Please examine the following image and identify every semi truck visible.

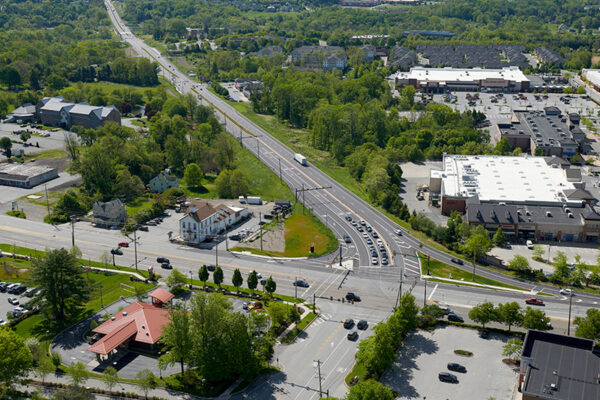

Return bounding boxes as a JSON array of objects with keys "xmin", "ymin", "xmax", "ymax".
[
  {"xmin": 247, "ymin": 196, "xmax": 262, "ymax": 205},
  {"xmin": 294, "ymin": 153, "xmax": 307, "ymax": 166}
]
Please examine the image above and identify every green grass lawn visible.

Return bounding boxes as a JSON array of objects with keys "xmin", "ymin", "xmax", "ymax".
[
  {"xmin": 419, "ymin": 252, "xmax": 526, "ymax": 290},
  {"xmin": 281, "ymin": 311, "xmax": 318, "ymax": 344},
  {"xmin": 125, "ymin": 195, "xmax": 154, "ymax": 216},
  {"xmin": 19, "ymin": 188, "xmax": 63, "ymax": 209}
]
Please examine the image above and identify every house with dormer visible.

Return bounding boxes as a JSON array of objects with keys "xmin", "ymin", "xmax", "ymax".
[
  {"xmin": 92, "ymin": 199, "xmax": 127, "ymax": 228},
  {"xmin": 148, "ymin": 170, "xmax": 179, "ymax": 193},
  {"xmin": 179, "ymin": 201, "xmax": 248, "ymax": 244}
]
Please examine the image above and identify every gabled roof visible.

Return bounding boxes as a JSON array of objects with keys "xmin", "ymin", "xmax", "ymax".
[
  {"xmin": 70, "ymin": 103, "xmax": 102, "ymax": 117},
  {"xmin": 564, "ymin": 188, "xmax": 595, "ymax": 200},
  {"xmin": 88, "ymin": 302, "xmax": 170, "ymax": 355},
  {"xmin": 149, "ymin": 288, "xmax": 174, "ymax": 304},
  {"xmin": 183, "ymin": 201, "xmax": 233, "ymax": 223},
  {"xmin": 101, "ymin": 105, "xmax": 118, "ymax": 118},
  {"xmin": 582, "ymin": 206, "xmax": 600, "ymax": 221},
  {"xmin": 41, "ymin": 98, "xmax": 75, "ymax": 112}
]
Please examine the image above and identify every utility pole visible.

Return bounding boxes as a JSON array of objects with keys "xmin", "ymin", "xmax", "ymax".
[
  {"xmin": 316, "ymin": 359, "xmax": 323, "ymax": 398},
  {"xmin": 423, "ymin": 278, "xmax": 427, "ymax": 307},
  {"xmin": 44, "ymin": 184, "xmax": 50, "ymax": 215},
  {"xmin": 295, "ymin": 276, "xmax": 298, "ymax": 299},
  {"xmin": 215, "ymin": 238, "xmax": 219, "ymax": 266},
  {"xmin": 567, "ymin": 291, "xmax": 573, "ymax": 335},
  {"xmin": 133, "ymin": 229, "xmax": 138, "ymax": 271},
  {"xmin": 70, "ymin": 216, "xmax": 75, "ymax": 247},
  {"xmin": 313, "ymin": 293, "xmax": 316, "ymax": 314},
  {"xmin": 256, "ymin": 137, "xmax": 260, "ymax": 161},
  {"xmin": 259, "ymin": 212, "xmax": 263, "ymax": 251},
  {"xmin": 426, "ymin": 254, "xmax": 430, "ymax": 276},
  {"xmin": 339, "ymin": 246, "xmax": 342, "ymax": 266}
]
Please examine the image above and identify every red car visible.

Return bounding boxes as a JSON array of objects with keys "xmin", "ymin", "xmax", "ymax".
[
  {"xmin": 118, "ymin": 242, "xmax": 129, "ymax": 248},
  {"xmin": 525, "ymin": 298, "xmax": 544, "ymax": 306}
]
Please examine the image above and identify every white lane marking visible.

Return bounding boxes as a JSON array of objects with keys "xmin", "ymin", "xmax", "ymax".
[{"xmin": 428, "ymin": 284, "xmax": 439, "ymax": 300}]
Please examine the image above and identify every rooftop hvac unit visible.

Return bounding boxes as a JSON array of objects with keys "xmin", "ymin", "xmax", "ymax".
[
  {"xmin": 568, "ymin": 213, "xmax": 574, "ymax": 218},
  {"xmin": 546, "ymin": 211, "xmax": 552, "ymax": 217}
]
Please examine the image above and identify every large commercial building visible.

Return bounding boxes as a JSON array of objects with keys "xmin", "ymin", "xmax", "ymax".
[
  {"xmin": 582, "ymin": 68, "xmax": 600, "ymax": 92},
  {"xmin": 518, "ymin": 330, "xmax": 600, "ymax": 400},
  {"xmin": 496, "ymin": 109, "xmax": 584, "ymax": 157},
  {"xmin": 0, "ymin": 164, "xmax": 58, "ymax": 188},
  {"xmin": 390, "ymin": 66, "xmax": 530, "ymax": 92},
  {"xmin": 36, "ymin": 97, "xmax": 121, "ymax": 130}
]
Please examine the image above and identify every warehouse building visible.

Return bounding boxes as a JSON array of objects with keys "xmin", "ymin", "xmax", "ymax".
[
  {"xmin": 582, "ymin": 68, "xmax": 600, "ymax": 92},
  {"xmin": 429, "ymin": 154, "xmax": 592, "ymax": 215},
  {"xmin": 390, "ymin": 66, "xmax": 530, "ymax": 92},
  {"xmin": 0, "ymin": 164, "xmax": 59, "ymax": 188}
]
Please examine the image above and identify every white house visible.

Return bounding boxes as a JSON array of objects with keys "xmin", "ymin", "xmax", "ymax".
[
  {"xmin": 179, "ymin": 201, "xmax": 248, "ymax": 244},
  {"xmin": 148, "ymin": 170, "xmax": 179, "ymax": 193},
  {"xmin": 92, "ymin": 199, "xmax": 127, "ymax": 228}
]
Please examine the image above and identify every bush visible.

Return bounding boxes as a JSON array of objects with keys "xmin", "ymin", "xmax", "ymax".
[
  {"xmin": 6, "ymin": 210, "xmax": 26, "ymax": 219},
  {"xmin": 454, "ymin": 349, "xmax": 473, "ymax": 356}
]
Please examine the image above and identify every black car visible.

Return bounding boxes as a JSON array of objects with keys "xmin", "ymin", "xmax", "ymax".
[
  {"xmin": 371, "ymin": 251, "xmax": 378, "ymax": 258},
  {"xmin": 447, "ymin": 313, "xmax": 464, "ymax": 323},
  {"xmin": 138, "ymin": 226, "xmax": 149, "ymax": 232},
  {"xmin": 450, "ymin": 258, "xmax": 464, "ymax": 265},
  {"xmin": 161, "ymin": 263, "xmax": 172, "ymax": 269},
  {"xmin": 357, "ymin": 320, "xmax": 368, "ymax": 330},
  {"xmin": 479, "ymin": 329, "xmax": 489, "ymax": 339},
  {"xmin": 345, "ymin": 215, "xmax": 352, "ymax": 221},
  {"xmin": 206, "ymin": 264, "xmax": 217, "ymax": 272},
  {"xmin": 438, "ymin": 372, "xmax": 458, "ymax": 383},
  {"xmin": 344, "ymin": 235, "xmax": 351, "ymax": 244},
  {"xmin": 346, "ymin": 292, "xmax": 361, "ymax": 302},
  {"xmin": 157, "ymin": 257, "xmax": 169, "ymax": 264},
  {"xmin": 347, "ymin": 331, "xmax": 358, "ymax": 341},
  {"xmin": 343, "ymin": 319, "xmax": 354, "ymax": 329},
  {"xmin": 111, "ymin": 248, "xmax": 123, "ymax": 256},
  {"xmin": 366, "ymin": 226, "xmax": 372, "ymax": 232},
  {"xmin": 260, "ymin": 278, "xmax": 267, "ymax": 285},
  {"xmin": 447, "ymin": 363, "xmax": 466, "ymax": 373},
  {"xmin": 372, "ymin": 232, "xmax": 378, "ymax": 238},
  {"xmin": 293, "ymin": 279, "xmax": 310, "ymax": 288}
]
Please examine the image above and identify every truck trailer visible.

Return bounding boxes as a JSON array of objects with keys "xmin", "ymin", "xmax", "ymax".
[{"xmin": 294, "ymin": 153, "xmax": 307, "ymax": 166}]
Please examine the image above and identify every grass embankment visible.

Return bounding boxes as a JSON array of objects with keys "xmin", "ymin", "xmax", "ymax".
[
  {"xmin": 231, "ymin": 205, "xmax": 338, "ymax": 258},
  {"xmin": 419, "ymin": 252, "xmax": 526, "ymax": 291},
  {"xmin": 281, "ymin": 311, "xmax": 318, "ymax": 344},
  {"xmin": 23, "ymin": 149, "xmax": 68, "ymax": 161},
  {"xmin": 189, "ymin": 278, "xmax": 302, "ymax": 304}
]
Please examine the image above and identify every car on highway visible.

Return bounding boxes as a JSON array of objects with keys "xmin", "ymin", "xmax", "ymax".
[
  {"xmin": 347, "ymin": 331, "xmax": 358, "ymax": 341},
  {"xmin": 371, "ymin": 250, "xmax": 378, "ymax": 258},
  {"xmin": 161, "ymin": 263, "xmax": 172, "ymax": 269},
  {"xmin": 157, "ymin": 257, "xmax": 169, "ymax": 264},
  {"xmin": 450, "ymin": 257, "xmax": 464, "ymax": 265},
  {"xmin": 394, "ymin": 229, "xmax": 403, "ymax": 236},
  {"xmin": 206, "ymin": 264, "xmax": 217, "ymax": 272},
  {"xmin": 357, "ymin": 226, "xmax": 363, "ymax": 232},
  {"xmin": 362, "ymin": 233, "xmax": 369, "ymax": 239},
  {"xmin": 381, "ymin": 258, "xmax": 388, "ymax": 266},
  {"xmin": 366, "ymin": 226, "xmax": 372, "ymax": 232},
  {"xmin": 118, "ymin": 242, "xmax": 129, "ymax": 247},
  {"xmin": 447, "ymin": 363, "xmax": 466, "ymax": 373},
  {"xmin": 366, "ymin": 238, "xmax": 373, "ymax": 245},
  {"xmin": 344, "ymin": 234, "xmax": 351, "ymax": 243},
  {"xmin": 371, "ymin": 258, "xmax": 378, "ymax": 265},
  {"xmin": 525, "ymin": 298, "xmax": 544, "ymax": 306},
  {"xmin": 110, "ymin": 248, "xmax": 123, "ymax": 256},
  {"xmin": 8, "ymin": 297, "xmax": 19, "ymax": 305},
  {"xmin": 559, "ymin": 288, "xmax": 573, "ymax": 296},
  {"xmin": 372, "ymin": 232, "xmax": 378, "ymax": 238},
  {"xmin": 293, "ymin": 279, "xmax": 310, "ymax": 288},
  {"xmin": 447, "ymin": 313, "xmax": 464, "ymax": 323},
  {"xmin": 357, "ymin": 320, "xmax": 368, "ymax": 330},
  {"xmin": 438, "ymin": 372, "xmax": 458, "ymax": 383},
  {"xmin": 351, "ymin": 221, "xmax": 357, "ymax": 226},
  {"xmin": 345, "ymin": 215, "xmax": 352, "ymax": 221},
  {"xmin": 360, "ymin": 220, "xmax": 366, "ymax": 226},
  {"xmin": 346, "ymin": 292, "xmax": 361, "ymax": 302},
  {"xmin": 343, "ymin": 319, "xmax": 354, "ymax": 329}
]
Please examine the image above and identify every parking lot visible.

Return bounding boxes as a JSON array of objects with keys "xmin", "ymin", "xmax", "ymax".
[
  {"xmin": 381, "ymin": 325, "xmax": 518, "ymax": 400},
  {"xmin": 0, "ymin": 282, "xmax": 34, "ymax": 324},
  {"xmin": 398, "ymin": 161, "xmax": 447, "ymax": 225},
  {"xmin": 0, "ymin": 122, "xmax": 67, "ymax": 161}
]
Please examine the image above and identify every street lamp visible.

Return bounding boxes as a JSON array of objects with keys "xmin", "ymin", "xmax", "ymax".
[{"xmin": 567, "ymin": 290, "xmax": 574, "ymax": 335}]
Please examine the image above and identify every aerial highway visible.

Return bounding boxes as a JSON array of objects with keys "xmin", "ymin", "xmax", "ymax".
[{"xmin": 94, "ymin": 0, "xmax": 600, "ymax": 309}]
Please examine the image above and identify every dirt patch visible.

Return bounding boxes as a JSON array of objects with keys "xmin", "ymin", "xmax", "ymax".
[{"xmin": 240, "ymin": 222, "xmax": 285, "ymax": 253}]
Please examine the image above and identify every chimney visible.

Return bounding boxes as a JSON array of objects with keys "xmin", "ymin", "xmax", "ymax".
[{"xmin": 122, "ymin": 311, "xmax": 127, "ymax": 316}]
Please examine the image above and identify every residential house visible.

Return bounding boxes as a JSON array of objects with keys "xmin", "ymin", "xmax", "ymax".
[
  {"xmin": 256, "ymin": 45, "xmax": 283, "ymax": 57},
  {"xmin": 4, "ymin": 103, "xmax": 36, "ymax": 123},
  {"xmin": 179, "ymin": 201, "xmax": 248, "ymax": 244},
  {"xmin": 88, "ymin": 288, "xmax": 173, "ymax": 360},
  {"xmin": 360, "ymin": 44, "xmax": 376, "ymax": 63},
  {"xmin": 148, "ymin": 170, "xmax": 179, "ymax": 193},
  {"xmin": 92, "ymin": 199, "xmax": 127, "ymax": 228},
  {"xmin": 291, "ymin": 46, "xmax": 348, "ymax": 71}
]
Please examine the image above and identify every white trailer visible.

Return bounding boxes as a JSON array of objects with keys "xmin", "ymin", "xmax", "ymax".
[
  {"xmin": 294, "ymin": 153, "xmax": 307, "ymax": 166},
  {"xmin": 247, "ymin": 196, "xmax": 262, "ymax": 205}
]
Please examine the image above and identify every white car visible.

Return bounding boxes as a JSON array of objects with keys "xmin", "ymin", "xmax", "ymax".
[
  {"xmin": 394, "ymin": 229, "xmax": 403, "ymax": 236},
  {"xmin": 560, "ymin": 289, "xmax": 573, "ymax": 296},
  {"xmin": 526, "ymin": 240, "xmax": 534, "ymax": 249},
  {"xmin": 362, "ymin": 233, "xmax": 369, "ymax": 239},
  {"xmin": 371, "ymin": 258, "xmax": 379, "ymax": 265}
]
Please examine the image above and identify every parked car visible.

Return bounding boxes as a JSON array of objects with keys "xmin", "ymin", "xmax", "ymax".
[
  {"xmin": 440, "ymin": 306, "xmax": 453, "ymax": 315},
  {"xmin": 111, "ymin": 248, "xmax": 123, "ymax": 256},
  {"xmin": 381, "ymin": 258, "xmax": 388, "ymax": 266},
  {"xmin": 525, "ymin": 298, "xmax": 544, "ymax": 306},
  {"xmin": 371, "ymin": 258, "xmax": 378, "ymax": 265},
  {"xmin": 447, "ymin": 313, "xmax": 464, "ymax": 323},
  {"xmin": 347, "ymin": 331, "xmax": 359, "ymax": 341},
  {"xmin": 293, "ymin": 280, "xmax": 309, "ymax": 288},
  {"xmin": 118, "ymin": 242, "xmax": 129, "ymax": 248},
  {"xmin": 360, "ymin": 220, "xmax": 366, "ymax": 226},
  {"xmin": 242, "ymin": 302, "xmax": 249, "ymax": 310},
  {"xmin": 372, "ymin": 232, "xmax": 378, "ymax": 238},
  {"xmin": 156, "ymin": 257, "xmax": 169, "ymax": 264},
  {"xmin": 450, "ymin": 258, "xmax": 464, "ymax": 265},
  {"xmin": 438, "ymin": 372, "xmax": 458, "ymax": 383},
  {"xmin": 357, "ymin": 320, "xmax": 368, "ymax": 330},
  {"xmin": 480, "ymin": 329, "xmax": 489, "ymax": 339},
  {"xmin": 447, "ymin": 363, "xmax": 466, "ymax": 373},
  {"xmin": 526, "ymin": 240, "xmax": 534, "ymax": 249},
  {"xmin": 343, "ymin": 319, "xmax": 355, "ymax": 329},
  {"xmin": 138, "ymin": 226, "xmax": 149, "ymax": 232},
  {"xmin": 346, "ymin": 292, "xmax": 361, "ymax": 302},
  {"xmin": 559, "ymin": 289, "xmax": 573, "ymax": 296},
  {"xmin": 8, "ymin": 297, "xmax": 19, "ymax": 305},
  {"xmin": 161, "ymin": 263, "xmax": 172, "ymax": 270},
  {"xmin": 206, "ymin": 264, "xmax": 216, "ymax": 272}
]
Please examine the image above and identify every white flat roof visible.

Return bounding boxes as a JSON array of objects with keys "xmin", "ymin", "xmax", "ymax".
[
  {"xmin": 583, "ymin": 69, "xmax": 600, "ymax": 88},
  {"xmin": 436, "ymin": 155, "xmax": 575, "ymax": 204},
  {"xmin": 391, "ymin": 66, "xmax": 529, "ymax": 83}
]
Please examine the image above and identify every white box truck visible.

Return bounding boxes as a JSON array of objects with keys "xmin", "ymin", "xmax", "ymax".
[
  {"xmin": 239, "ymin": 196, "xmax": 246, "ymax": 203},
  {"xmin": 247, "ymin": 196, "xmax": 262, "ymax": 205},
  {"xmin": 294, "ymin": 153, "xmax": 307, "ymax": 166}
]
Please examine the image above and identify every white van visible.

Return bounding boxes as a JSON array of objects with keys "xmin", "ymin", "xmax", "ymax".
[{"xmin": 526, "ymin": 240, "xmax": 534, "ymax": 249}]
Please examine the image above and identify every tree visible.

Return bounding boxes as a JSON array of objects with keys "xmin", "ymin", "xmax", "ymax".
[
  {"xmin": 136, "ymin": 369, "xmax": 157, "ymax": 399},
  {"xmin": 496, "ymin": 302, "xmax": 523, "ymax": 331},
  {"xmin": 0, "ymin": 66, "xmax": 22, "ymax": 89},
  {"xmin": 36, "ymin": 357, "xmax": 55, "ymax": 384},
  {"xmin": 247, "ymin": 270, "xmax": 258, "ymax": 291},
  {"xmin": 166, "ymin": 269, "xmax": 188, "ymax": 291},
  {"xmin": 198, "ymin": 265, "xmax": 209, "ymax": 286},
  {"xmin": 0, "ymin": 328, "xmax": 33, "ymax": 390},
  {"xmin": 552, "ymin": 251, "xmax": 570, "ymax": 281},
  {"xmin": 25, "ymin": 337, "xmax": 42, "ymax": 363},
  {"xmin": 184, "ymin": 163, "xmax": 203, "ymax": 189},
  {"xmin": 213, "ymin": 266, "xmax": 224, "ymax": 287},
  {"xmin": 0, "ymin": 137, "xmax": 11, "ymax": 157},
  {"xmin": 502, "ymin": 338, "xmax": 523, "ymax": 362},
  {"xmin": 492, "ymin": 228, "xmax": 506, "ymax": 247},
  {"xmin": 29, "ymin": 248, "xmax": 91, "ymax": 321},
  {"xmin": 346, "ymin": 380, "xmax": 395, "ymax": 400},
  {"xmin": 160, "ymin": 303, "xmax": 192, "ymax": 376},
  {"xmin": 468, "ymin": 302, "xmax": 497, "ymax": 328},
  {"xmin": 574, "ymin": 308, "xmax": 600, "ymax": 341},
  {"xmin": 507, "ymin": 255, "xmax": 531, "ymax": 275},
  {"xmin": 102, "ymin": 367, "xmax": 119, "ymax": 392},
  {"xmin": 232, "ymin": 269, "xmax": 243, "ymax": 291},
  {"xmin": 462, "ymin": 232, "xmax": 492, "ymax": 280},
  {"xmin": 52, "ymin": 385, "xmax": 94, "ymax": 400},
  {"xmin": 264, "ymin": 276, "xmax": 276, "ymax": 295},
  {"xmin": 532, "ymin": 245, "xmax": 545, "ymax": 261},
  {"xmin": 522, "ymin": 307, "xmax": 551, "ymax": 330},
  {"xmin": 66, "ymin": 361, "xmax": 88, "ymax": 387}
]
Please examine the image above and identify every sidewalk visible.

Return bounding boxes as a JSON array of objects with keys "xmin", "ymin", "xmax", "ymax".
[{"xmin": 422, "ymin": 274, "xmax": 537, "ymax": 294}]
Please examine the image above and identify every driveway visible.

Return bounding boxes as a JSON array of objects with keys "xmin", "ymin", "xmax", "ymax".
[{"xmin": 381, "ymin": 325, "xmax": 518, "ymax": 400}]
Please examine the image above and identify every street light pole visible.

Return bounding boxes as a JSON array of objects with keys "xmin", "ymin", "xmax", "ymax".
[
  {"xmin": 133, "ymin": 229, "xmax": 138, "ymax": 271},
  {"xmin": 215, "ymin": 238, "xmax": 219, "ymax": 266},
  {"xmin": 70, "ymin": 216, "xmax": 75, "ymax": 247},
  {"xmin": 567, "ymin": 291, "xmax": 573, "ymax": 335}
]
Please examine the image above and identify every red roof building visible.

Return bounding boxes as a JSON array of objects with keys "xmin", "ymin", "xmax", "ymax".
[{"xmin": 87, "ymin": 289, "xmax": 173, "ymax": 357}]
